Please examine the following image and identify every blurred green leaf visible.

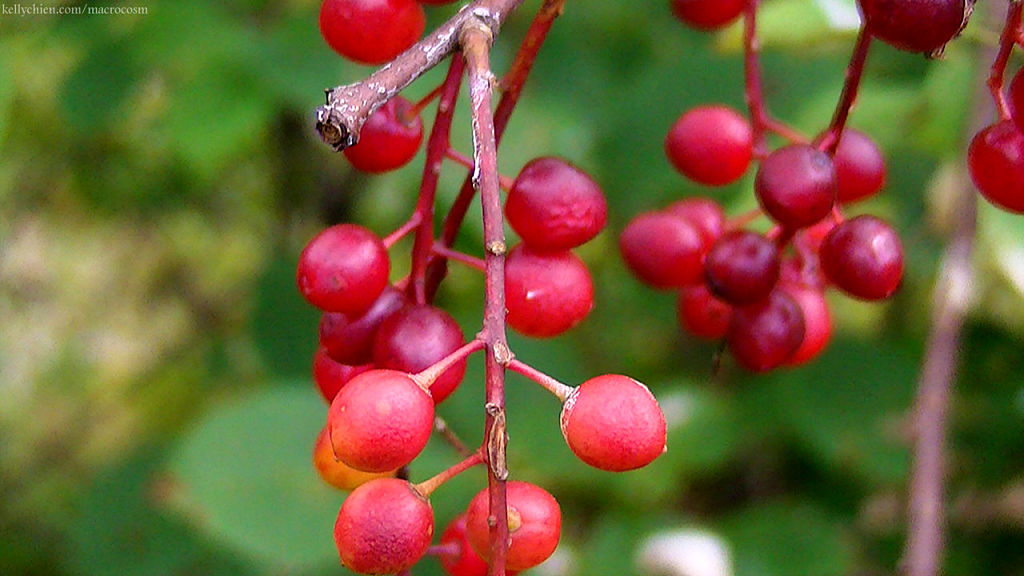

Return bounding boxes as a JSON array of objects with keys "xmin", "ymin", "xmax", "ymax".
[
  {"xmin": 61, "ymin": 37, "xmax": 142, "ymax": 134},
  {"xmin": 167, "ymin": 385, "xmax": 341, "ymax": 572},
  {"xmin": 715, "ymin": 0, "xmax": 859, "ymax": 53},
  {"xmin": 251, "ymin": 253, "xmax": 320, "ymax": 378}
]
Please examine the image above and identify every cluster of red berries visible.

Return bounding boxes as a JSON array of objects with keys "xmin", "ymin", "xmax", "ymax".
[{"xmin": 305, "ymin": 2, "xmax": 670, "ymax": 573}]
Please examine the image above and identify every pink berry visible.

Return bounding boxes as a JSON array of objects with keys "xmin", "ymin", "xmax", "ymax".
[
  {"xmin": 820, "ymin": 215, "xmax": 904, "ymax": 300},
  {"xmin": 319, "ymin": 0, "xmax": 425, "ymax": 65},
  {"xmin": 727, "ymin": 289, "xmax": 806, "ymax": 372},
  {"xmin": 670, "ymin": 0, "xmax": 746, "ymax": 30},
  {"xmin": 327, "ymin": 369, "xmax": 434, "ymax": 472},
  {"xmin": 967, "ymin": 120, "xmax": 1024, "ymax": 214},
  {"xmin": 314, "ymin": 426, "xmax": 395, "ymax": 492},
  {"xmin": 372, "ymin": 304, "xmax": 467, "ymax": 404},
  {"xmin": 677, "ymin": 284, "xmax": 732, "ymax": 340},
  {"xmin": 857, "ymin": 0, "xmax": 969, "ymax": 54},
  {"xmin": 780, "ymin": 284, "xmax": 832, "ymax": 366},
  {"xmin": 504, "ymin": 244, "xmax": 594, "ymax": 338},
  {"xmin": 465, "ymin": 481, "xmax": 561, "ymax": 572},
  {"xmin": 755, "ymin": 144, "xmax": 837, "ymax": 229},
  {"xmin": 834, "ymin": 129, "xmax": 887, "ymax": 204},
  {"xmin": 560, "ymin": 375, "xmax": 667, "ymax": 471},
  {"xmin": 297, "ymin": 224, "xmax": 390, "ymax": 314},
  {"xmin": 320, "ymin": 285, "xmax": 407, "ymax": 366},
  {"xmin": 619, "ymin": 211, "xmax": 705, "ymax": 289},
  {"xmin": 505, "ymin": 157, "xmax": 608, "ymax": 251},
  {"xmin": 439, "ymin": 514, "xmax": 490, "ymax": 576},
  {"xmin": 343, "ymin": 97, "xmax": 423, "ymax": 173},
  {"xmin": 665, "ymin": 105, "xmax": 753, "ymax": 186},
  {"xmin": 665, "ymin": 197, "xmax": 726, "ymax": 250},
  {"xmin": 334, "ymin": 478, "xmax": 433, "ymax": 574}
]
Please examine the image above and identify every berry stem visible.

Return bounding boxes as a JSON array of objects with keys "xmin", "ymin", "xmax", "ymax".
[
  {"xmin": 413, "ymin": 451, "xmax": 485, "ymax": 498},
  {"xmin": 742, "ymin": 0, "xmax": 771, "ymax": 158},
  {"xmin": 425, "ymin": 0, "xmax": 566, "ymax": 300},
  {"xmin": 432, "ymin": 243, "xmax": 487, "ymax": 271},
  {"xmin": 461, "ymin": 17, "xmax": 513, "ymax": 576},
  {"xmin": 507, "ymin": 359, "xmax": 574, "ymax": 402},
  {"xmin": 435, "ymin": 416, "xmax": 474, "ymax": 458},
  {"xmin": 314, "ymin": 0, "xmax": 527, "ymax": 150},
  {"xmin": 414, "ymin": 338, "xmax": 487, "ymax": 390},
  {"xmin": 426, "ymin": 541, "xmax": 462, "ymax": 558},
  {"xmin": 445, "ymin": 147, "xmax": 516, "ymax": 191},
  {"xmin": 986, "ymin": 0, "xmax": 1023, "ymax": 121},
  {"xmin": 383, "ymin": 213, "xmax": 424, "ymax": 248},
  {"xmin": 816, "ymin": 27, "xmax": 873, "ymax": 155},
  {"xmin": 409, "ymin": 56, "xmax": 466, "ymax": 305},
  {"xmin": 405, "ymin": 82, "xmax": 446, "ymax": 122}
]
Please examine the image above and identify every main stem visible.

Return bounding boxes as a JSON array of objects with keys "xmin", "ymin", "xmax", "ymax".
[{"xmin": 461, "ymin": 19, "xmax": 512, "ymax": 576}]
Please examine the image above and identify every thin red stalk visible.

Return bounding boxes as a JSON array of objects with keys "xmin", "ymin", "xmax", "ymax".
[
  {"xmin": 414, "ymin": 451, "xmax": 485, "ymax": 497},
  {"xmin": 383, "ymin": 213, "xmax": 423, "ymax": 248},
  {"xmin": 405, "ymin": 82, "xmax": 446, "ymax": 121},
  {"xmin": 462, "ymin": 18, "xmax": 513, "ymax": 576},
  {"xmin": 986, "ymin": 1, "xmax": 1022, "ymax": 121},
  {"xmin": 433, "ymin": 243, "xmax": 487, "ymax": 271},
  {"xmin": 743, "ymin": 0, "xmax": 771, "ymax": 157},
  {"xmin": 427, "ymin": 542, "xmax": 462, "ymax": 558},
  {"xmin": 414, "ymin": 338, "xmax": 486, "ymax": 390},
  {"xmin": 507, "ymin": 359, "xmax": 573, "ymax": 401},
  {"xmin": 816, "ymin": 28, "xmax": 873, "ymax": 155},
  {"xmin": 409, "ymin": 56, "xmax": 466, "ymax": 305},
  {"xmin": 425, "ymin": 0, "xmax": 566, "ymax": 300},
  {"xmin": 435, "ymin": 416, "xmax": 474, "ymax": 458}
]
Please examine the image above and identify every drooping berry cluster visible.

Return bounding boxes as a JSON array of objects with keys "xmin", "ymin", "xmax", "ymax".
[
  {"xmin": 304, "ymin": 2, "xmax": 668, "ymax": 574},
  {"xmin": 618, "ymin": 1, "xmax": 914, "ymax": 372}
]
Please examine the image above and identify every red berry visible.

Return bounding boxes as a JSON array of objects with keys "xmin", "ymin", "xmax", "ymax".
[
  {"xmin": 420, "ymin": 0, "xmax": 459, "ymax": 4},
  {"xmin": 619, "ymin": 211, "xmax": 705, "ymax": 289},
  {"xmin": 665, "ymin": 197, "xmax": 726, "ymax": 250},
  {"xmin": 967, "ymin": 120, "xmax": 1024, "ymax": 214},
  {"xmin": 560, "ymin": 375, "xmax": 667, "ymax": 471},
  {"xmin": 343, "ymin": 97, "xmax": 423, "ymax": 173},
  {"xmin": 704, "ymin": 230, "xmax": 780, "ymax": 305},
  {"xmin": 670, "ymin": 0, "xmax": 745, "ymax": 30},
  {"xmin": 755, "ymin": 144, "xmax": 837, "ymax": 229},
  {"xmin": 319, "ymin": 0, "xmax": 425, "ymax": 65},
  {"xmin": 780, "ymin": 284, "xmax": 832, "ymax": 366},
  {"xmin": 327, "ymin": 369, "xmax": 434, "ymax": 472},
  {"xmin": 677, "ymin": 284, "xmax": 732, "ymax": 340},
  {"xmin": 439, "ymin": 514, "xmax": 489, "ymax": 576},
  {"xmin": 834, "ymin": 129, "xmax": 887, "ymax": 203},
  {"xmin": 727, "ymin": 290, "xmax": 805, "ymax": 372},
  {"xmin": 504, "ymin": 244, "xmax": 594, "ymax": 338},
  {"xmin": 372, "ymin": 304, "xmax": 467, "ymax": 404},
  {"xmin": 314, "ymin": 426, "xmax": 395, "ymax": 491},
  {"xmin": 334, "ymin": 478, "xmax": 433, "ymax": 574},
  {"xmin": 1011, "ymin": 67, "xmax": 1024, "ymax": 134},
  {"xmin": 314, "ymin": 347, "xmax": 372, "ymax": 403},
  {"xmin": 297, "ymin": 224, "xmax": 390, "ymax": 314},
  {"xmin": 505, "ymin": 157, "xmax": 608, "ymax": 252},
  {"xmin": 465, "ymin": 481, "xmax": 561, "ymax": 572},
  {"xmin": 857, "ymin": 0, "xmax": 968, "ymax": 53},
  {"xmin": 320, "ymin": 285, "xmax": 407, "ymax": 366},
  {"xmin": 820, "ymin": 215, "xmax": 904, "ymax": 300},
  {"xmin": 665, "ymin": 105, "xmax": 753, "ymax": 186}
]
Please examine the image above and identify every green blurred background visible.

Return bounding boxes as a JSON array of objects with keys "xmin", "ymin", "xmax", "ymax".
[{"xmin": 2, "ymin": 1, "xmax": 1023, "ymax": 575}]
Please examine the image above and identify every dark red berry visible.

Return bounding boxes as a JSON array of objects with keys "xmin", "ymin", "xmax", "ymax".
[
  {"xmin": 297, "ymin": 224, "xmax": 390, "ymax": 314},
  {"xmin": 857, "ymin": 0, "xmax": 969, "ymax": 54},
  {"xmin": 677, "ymin": 284, "xmax": 732, "ymax": 340},
  {"xmin": 439, "ymin": 514, "xmax": 489, "ymax": 576},
  {"xmin": 727, "ymin": 290, "xmax": 805, "ymax": 372},
  {"xmin": 314, "ymin": 347, "xmax": 372, "ymax": 403},
  {"xmin": 343, "ymin": 97, "xmax": 423, "ymax": 173},
  {"xmin": 968, "ymin": 120, "xmax": 1024, "ymax": 214},
  {"xmin": 665, "ymin": 197, "xmax": 726, "ymax": 250},
  {"xmin": 820, "ymin": 215, "xmax": 904, "ymax": 300},
  {"xmin": 560, "ymin": 375, "xmax": 667, "ymax": 472},
  {"xmin": 327, "ymin": 369, "xmax": 434, "ymax": 472},
  {"xmin": 1010, "ymin": 67, "xmax": 1024, "ymax": 134},
  {"xmin": 755, "ymin": 144, "xmax": 837, "ymax": 229},
  {"xmin": 670, "ymin": 0, "xmax": 746, "ymax": 30},
  {"xmin": 505, "ymin": 157, "xmax": 608, "ymax": 252},
  {"xmin": 780, "ymin": 284, "xmax": 832, "ymax": 366},
  {"xmin": 834, "ymin": 129, "xmax": 887, "ymax": 203},
  {"xmin": 372, "ymin": 304, "xmax": 466, "ymax": 404},
  {"xmin": 466, "ymin": 481, "xmax": 561, "ymax": 572},
  {"xmin": 704, "ymin": 230, "xmax": 781, "ymax": 305},
  {"xmin": 319, "ymin": 0, "xmax": 425, "ymax": 65},
  {"xmin": 665, "ymin": 105, "xmax": 753, "ymax": 186},
  {"xmin": 320, "ymin": 285, "xmax": 407, "ymax": 366},
  {"xmin": 334, "ymin": 478, "xmax": 433, "ymax": 574},
  {"xmin": 504, "ymin": 244, "xmax": 594, "ymax": 338},
  {"xmin": 619, "ymin": 211, "xmax": 705, "ymax": 289}
]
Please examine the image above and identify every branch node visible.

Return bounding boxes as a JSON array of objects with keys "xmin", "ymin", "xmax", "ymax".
[
  {"xmin": 485, "ymin": 403, "xmax": 509, "ymax": 480},
  {"xmin": 486, "ymin": 240, "xmax": 507, "ymax": 256},
  {"xmin": 493, "ymin": 340, "xmax": 513, "ymax": 366}
]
